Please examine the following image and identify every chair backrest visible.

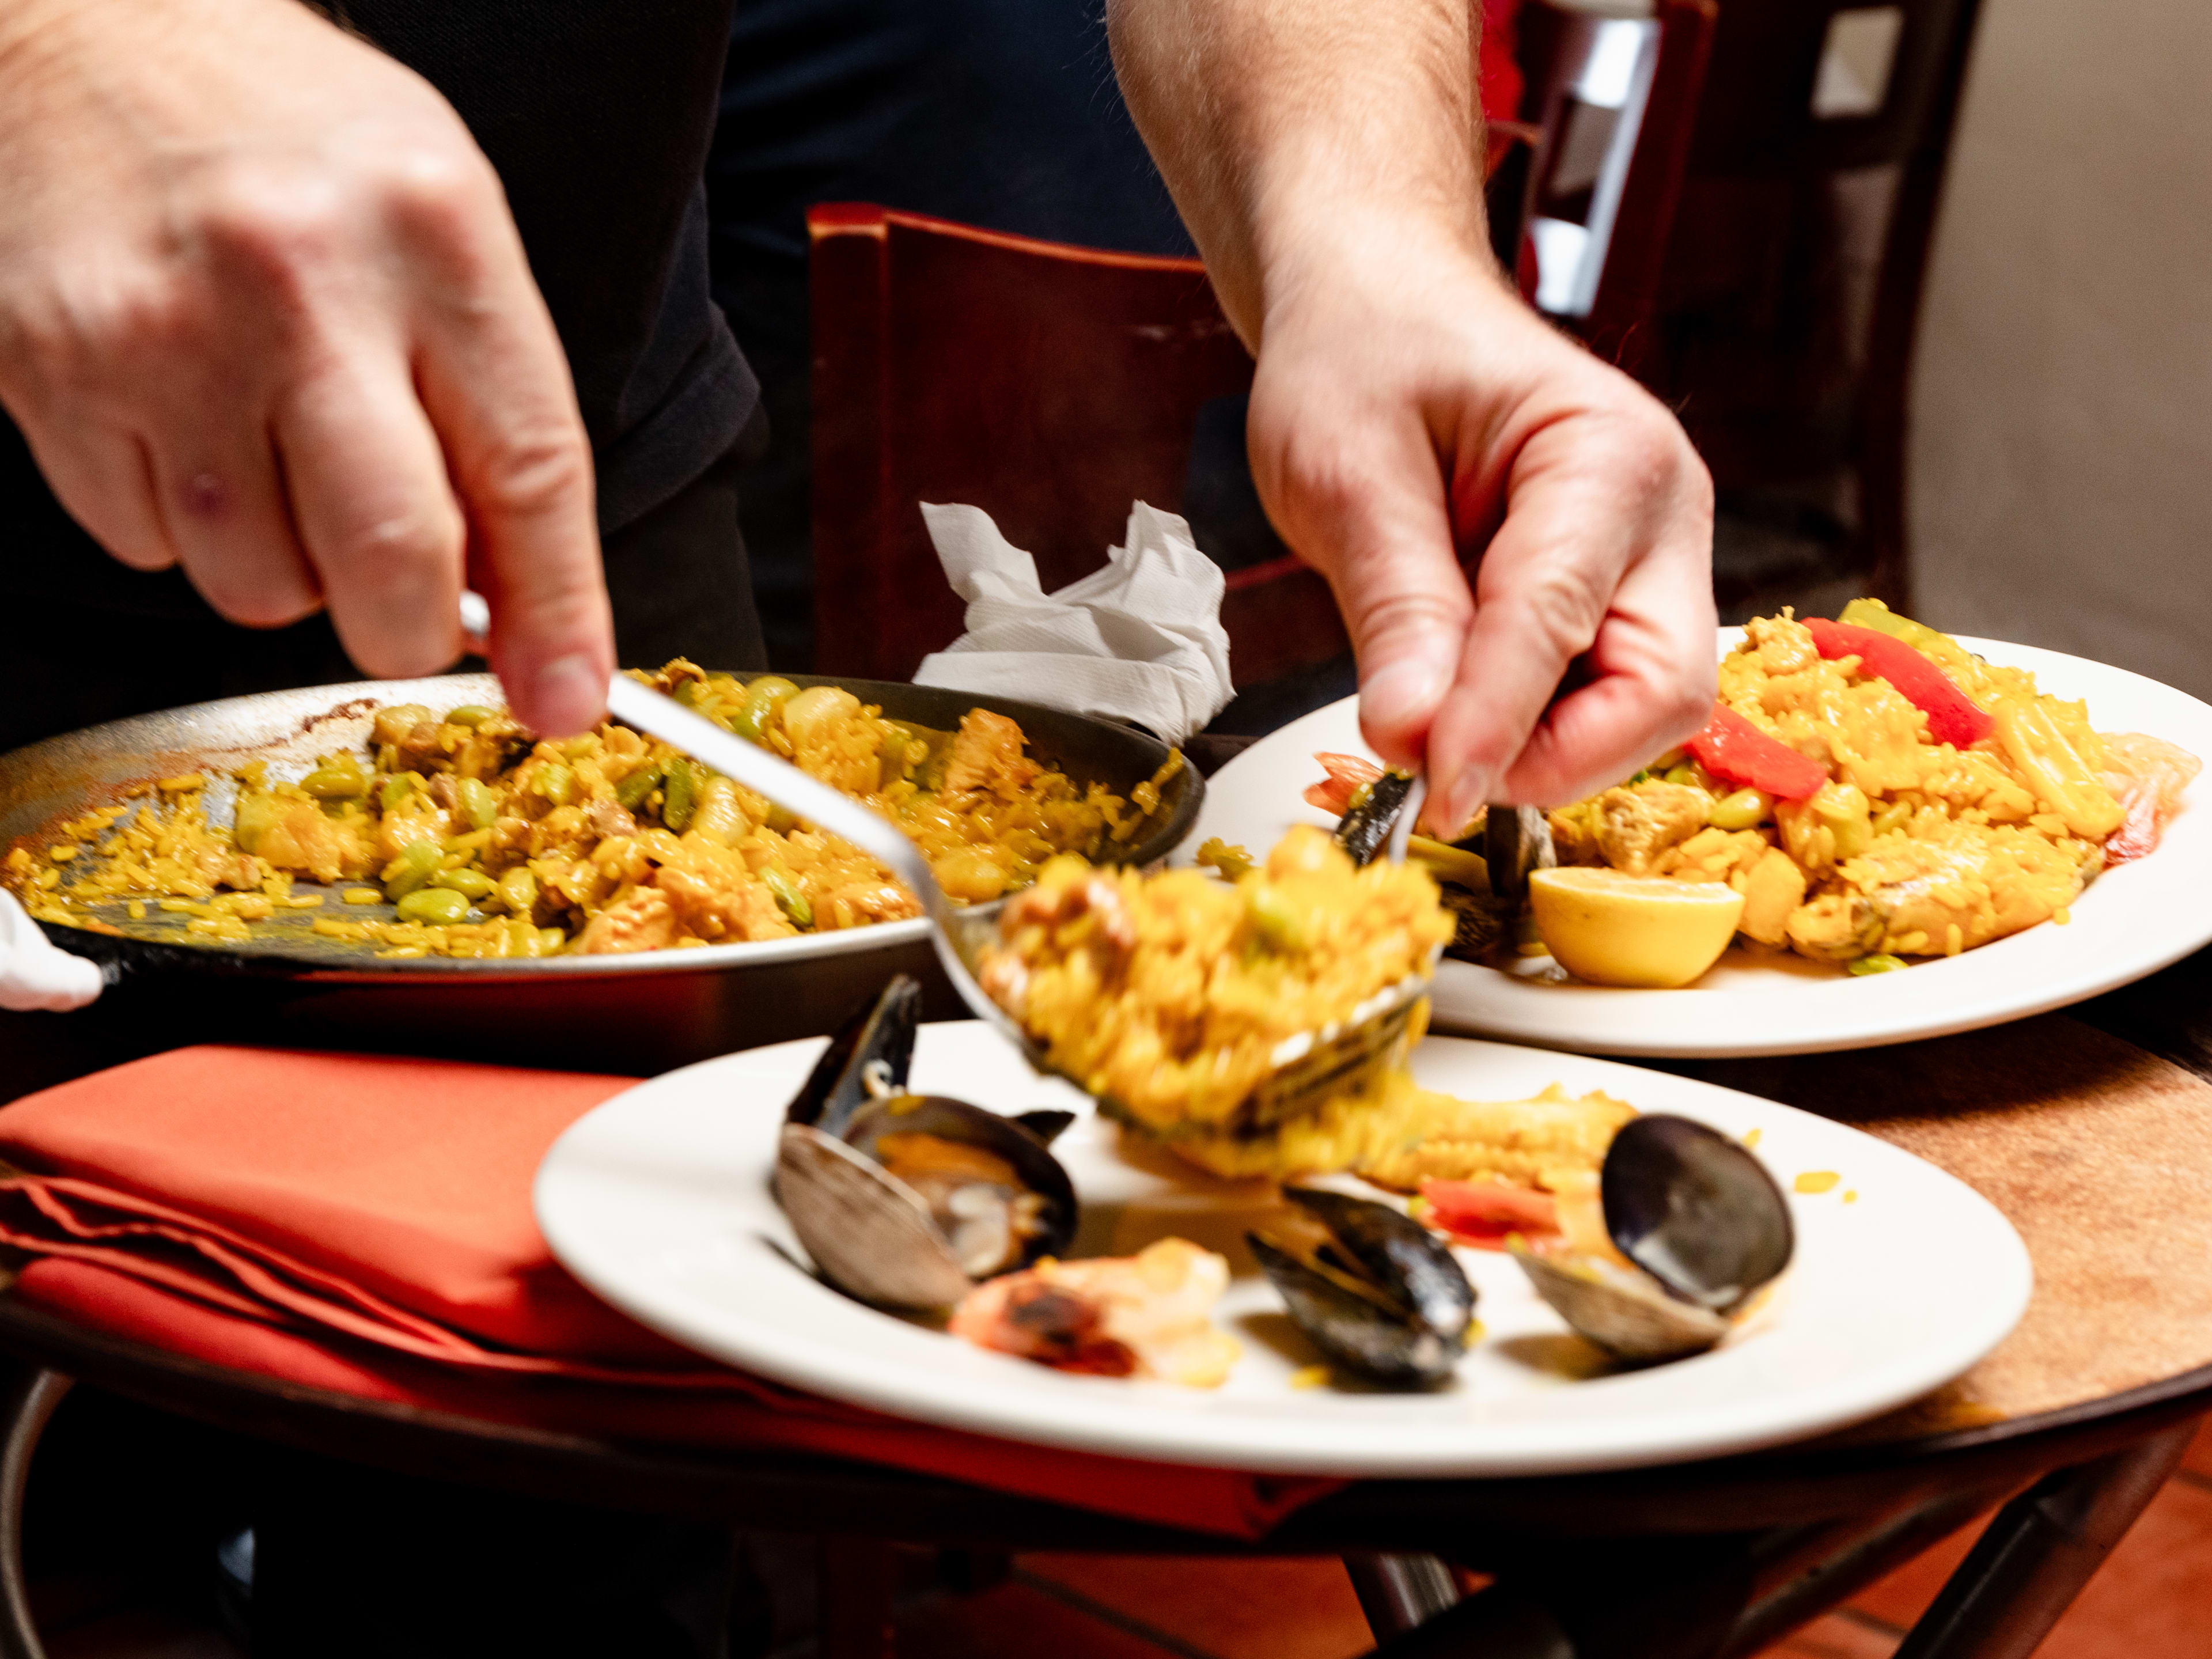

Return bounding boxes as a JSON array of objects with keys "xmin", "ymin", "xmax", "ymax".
[
  {"xmin": 808, "ymin": 205, "xmax": 1351, "ymax": 687},
  {"xmin": 1513, "ymin": 0, "xmax": 1719, "ymax": 371},
  {"xmin": 1646, "ymin": 0, "xmax": 1988, "ymax": 609}
]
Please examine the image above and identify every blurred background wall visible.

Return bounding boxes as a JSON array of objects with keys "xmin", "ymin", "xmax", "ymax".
[{"xmin": 1910, "ymin": 0, "xmax": 2212, "ymax": 699}]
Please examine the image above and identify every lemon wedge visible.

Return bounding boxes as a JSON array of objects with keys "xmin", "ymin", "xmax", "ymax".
[{"xmin": 1528, "ymin": 868, "xmax": 1745, "ymax": 988}]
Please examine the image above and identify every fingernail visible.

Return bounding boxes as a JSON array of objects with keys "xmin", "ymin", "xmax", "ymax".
[
  {"xmin": 1361, "ymin": 655, "xmax": 1449, "ymax": 738},
  {"xmin": 1435, "ymin": 773, "xmax": 1491, "ymax": 843},
  {"xmin": 533, "ymin": 653, "xmax": 606, "ymax": 736}
]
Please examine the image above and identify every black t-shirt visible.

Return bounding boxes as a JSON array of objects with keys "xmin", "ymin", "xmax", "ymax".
[{"xmin": 3, "ymin": 0, "xmax": 753, "ymax": 611}]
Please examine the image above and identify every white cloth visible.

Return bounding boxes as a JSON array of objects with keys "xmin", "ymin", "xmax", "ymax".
[
  {"xmin": 911, "ymin": 502, "xmax": 1235, "ymax": 745},
  {"xmin": 0, "ymin": 889, "xmax": 103, "ymax": 1013}
]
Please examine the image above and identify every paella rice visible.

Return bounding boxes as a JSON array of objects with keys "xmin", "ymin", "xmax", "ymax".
[
  {"xmin": 978, "ymin": 824, "xmax": 1453, "ymax": 1176},
  {"xmin": 1539, "ymin": 602, "xmax": 2200, "ymax": 974},
  {"xmin": 7, "ymin": 663, "xmax": 1180, "ymax": 960}
]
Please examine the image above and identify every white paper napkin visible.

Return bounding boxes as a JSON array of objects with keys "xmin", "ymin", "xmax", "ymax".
[
  {"xmin": 0, "ymin": 889, "xmax": 103, "ymax": 1012},
  {"xmin": 910, "ymin": 502, "xmax": 1234, "ymax": 744}
]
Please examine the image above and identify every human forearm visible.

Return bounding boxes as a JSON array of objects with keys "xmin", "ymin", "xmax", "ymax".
[{"xmin": 1105, "ymin": 0, "xmax": 1487, "ymax": 347}]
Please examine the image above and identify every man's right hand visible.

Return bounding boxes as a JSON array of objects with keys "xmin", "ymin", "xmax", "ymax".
[{"xmin": 0, "ymin": 0, "xmax": 614, "ymax": 733}]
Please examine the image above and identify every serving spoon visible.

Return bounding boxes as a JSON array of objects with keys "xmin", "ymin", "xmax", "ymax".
[{"xmin": 459, "ymin": 594, "xmax": 1433, "ymax": 1132}]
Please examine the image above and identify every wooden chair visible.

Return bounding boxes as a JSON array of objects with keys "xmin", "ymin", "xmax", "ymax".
[
  {"xmin": 806, "ymin": 206, "xmax": 1343, "ymax": 688},
  {"xmin": 1638, "ymin": 0, "xmax": 1990, "ymax": 613}
]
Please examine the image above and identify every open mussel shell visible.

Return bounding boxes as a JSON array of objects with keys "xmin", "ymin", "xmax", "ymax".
[
  {"xmin": 775, "ymin": 978, "xmax": 1081, "ymax": 1311},
  {"xmin": 1332, "ymin": 772, "xmax": 1418, "ymax": 865},
  {"xmin": 786, "ymin": 974, "xmax": 922, "ymax": 1137},
  {"xmin": 1483, "ymin": 804, "xmax": 1556, "ymax": 900},
  {"xmin": 1513, "ymin": 1248, "xmax": 1730, "ymax": 1363},
  {"xmin": 1515, "ymin": 1113, "xmax": 1793, "ymax": 1363},
  {"xmin": 1250, "ymin": 1188, "xmax": 1475, "ymax": 1387},
  {"xmin": 1603, "ymin": 1115, "xmax": 1794, "ymax": 1312}
]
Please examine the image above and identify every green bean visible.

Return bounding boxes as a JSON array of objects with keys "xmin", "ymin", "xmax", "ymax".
[
  {"xmin": 1872, "ymin": 800, "xmax": 1914, "ymax": 839},
  {"xmin": 381, "ymin": 838, "xmax": 446, "ymax": 901},
  {"xmin": 1709, "ymin": 788, "xmax": 1772, "ymax": 831},
  {"xmin": 432, "ymin": 867, "xmax": 495, "ymax": 900},
  {"xmin": 615, "ymin": 762, "xmax": 664, "ymax": 810},
  {"xmin": 763, "ymin": 802, "xmax": 796, "ymax": 835},
  {"xmin": 1847, "ymin": 953, "xmax": 1908, "ymax": 976},
  {"xmin": 301, "ymin": 763, "xmax": 369, "ymax": 799},
  {"xmin": 1816, "ymin": 782, "xmax": 1873, "ymax": 860},
  {"xmin": 535, "ymin": 763, "xmax": 575, "ymax": 806},
  {"xmin": 661, "ymin": 760, "xmax": 698, "ymax": 831},
  {"xmin": 396, "ymin": 887, "xmax": 471, "ymax": 926},
  {"xmin": 672, "ymin": 679, "xmax": 706, "ymax": 707},
  {"xmin": 378, "ymin": 774, "xmax": 416, "ymax": 813},
  {"xmin": 732, "ymin": 676, "xmax": 800, "ymax": 744},
  {"xmin": 444, "ymin": 704, "xmax": 497, "ymax": 728},
  {"xmin": 537, "ymin": 927, "xmax": 568, "ymax": 955},
  {"xmin": 458, "ymin": 777, "xmax": 498, "ymax": 831},
  {"xmin": 1662, "ymin": 763, "xmax": 1701, "ymax": 788},
  {"xmin": 762, "ymin": 868, "xmax": 813, "ymax": 929},
  {"xmin": 498, "ymin": 866, "xmax": 537, "ymax": 917}
]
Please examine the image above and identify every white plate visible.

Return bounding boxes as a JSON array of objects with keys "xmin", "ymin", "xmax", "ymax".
[
  {"xmin": 537, "ymin": 1023, "xmax": 2030, "ymax": 1478},
  {"xmin": 1184, "ymin": 635, "xmax": 2212, "ymax": 1057}
]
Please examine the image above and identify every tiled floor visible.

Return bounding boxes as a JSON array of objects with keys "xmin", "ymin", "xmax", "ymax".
[
  {"xmin": 30, "ymin": 1419, "xmax": 2212, "ymax": 1657},
  {"xmin": 868, "ymin": 1418, "xmax": 2212, "ymax": 1659}
]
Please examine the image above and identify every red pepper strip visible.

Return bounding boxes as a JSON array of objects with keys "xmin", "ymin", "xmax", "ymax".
[
  {"xmin": 1418, "ymin": 1179, "xmax": 1559, "ymax": 1251},
  {"xmin": 1805, "ymin": 619, "xmax": 1995, "ymax": 749},
  {"xmin": 1685, "ymin": 706, "xmax": 1829, "ymax": 800}
]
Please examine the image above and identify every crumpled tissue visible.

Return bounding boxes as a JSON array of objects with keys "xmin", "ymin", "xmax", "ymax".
[{"xmin": 911, "ymin": 502, "xmax": 1234, "ymax": 745}]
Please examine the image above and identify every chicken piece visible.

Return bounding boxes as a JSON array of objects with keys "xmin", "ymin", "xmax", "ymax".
[
  {"xmin": 584, "ymin": 797, "xmax": 638, "ymax": 840},
  {"xmin": 1359, "ymin": 1084, "xmax": 1638, "ymax": 1194},
  {"xmin": 1835, "ymin": 830, "xmax": 2087, "ymax": 956},
  {"xmin": 1785, "ymin": 893, "xmax": 1881, "ymax": 963},
  {"xmin": 944, "ymin": 709, "xmax": 1040, "ymax": 798},
  {"xmin": 1547, "ymin": 805, "xmax": 1604, "ymax": 867},
  {"xmin": 375, "ymin": 806, "xmax": 447, "ymax": 866},
  {"xmin": 1592, "ymin": 782, "xmax": 1710, "ymax": 874},
  {"xmin": 244, "ymin": 799, "xmax": 377, "ymax": 885},
  {"xmin": 572, "ymin": 888, "xmax": 677, "ymax": 955},
  {"xmin": 1736, "ymin": 847, "xmax": 1808, "ymax": 946},
  {"xmin": 653, "ymin": 840, "xmax": 794, "ymax": 942}
]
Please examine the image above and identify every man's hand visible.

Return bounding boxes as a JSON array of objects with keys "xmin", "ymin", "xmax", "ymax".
[
  {"xmin": 1248, "ymin": 221, "xmax": 1714, "ymax": 835},
  {"xmin": 0, "ymin": 0, "xmax": 613, "ymax": 733},
  {"xmin": 1108, "ymin": 0, "xmax": 1715, "ymax": 837}
]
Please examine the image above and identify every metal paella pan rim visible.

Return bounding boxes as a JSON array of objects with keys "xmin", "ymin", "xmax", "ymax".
[{"xmin": 0, "ymin": 670, "xmax": 1203, "ymax": 984}]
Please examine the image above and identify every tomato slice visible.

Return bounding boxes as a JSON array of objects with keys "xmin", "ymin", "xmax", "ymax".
[
  {"xmin": 1685, "ymin": 707, "xmax": 1829, "ymax": 800},
  {"xmin": 1805, "ymin": 619, "xmax": 1994, "ymax": 749},
  {"xmin": 1418, "ymin": 1179, "xmax": 1559, "ymax": 1249}
]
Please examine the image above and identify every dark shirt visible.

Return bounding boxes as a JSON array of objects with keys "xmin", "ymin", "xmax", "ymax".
[{"xmin": 5, "ymin": 0, "xmax": 753, "ymax": 616}]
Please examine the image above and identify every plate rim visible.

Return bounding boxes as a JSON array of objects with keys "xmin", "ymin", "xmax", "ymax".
[{"xmin": 535, "ymin": 1025, "xmax": 2033, "ymax": 1478}]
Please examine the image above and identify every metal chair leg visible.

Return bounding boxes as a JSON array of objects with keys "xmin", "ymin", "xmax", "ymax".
[
  {"xmin": 0, "ymin": 1368, "xmax": 70, "ymax": 1659},
  {"xmin": 1891, "ymin": 1415, "xmax": 2199, "ymax": 1659},
  {"xmin": 1344, "ymin": 1552, "xmax": 1463, "ymax": 1640}
]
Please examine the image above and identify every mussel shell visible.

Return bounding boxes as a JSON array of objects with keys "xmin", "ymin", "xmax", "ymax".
[
  {"xmin": 1437, "ymin": 884, "xmax": 1512, "ymax": 961},
  {"xmin": 1249, "ymin": 1190, "xmax": 1475, "ymax": 1387},
  {"xmin": 1333, "ymin": 772, "xmax": 1418, "ymax": 865},
  {"xmin": 777, "ymin": 1123, "xmax": 976, "ymax": 1310},
  {"xmin": 1484, "ymin": 804, "xmax": 1556, "ymax": 900},
  {"xmin": 787, "ymin": 976, "xmax": 922, "ymax": 1137},
  {"xmin": 1602, "ymin": 1115, "xmax": 1793, "ymax": 1313},
  {"xmin": 842, "ymin": 1094, "xmax": 1081, "ymax": 1266},
  {"xmin": 1513, "ymin": 1247, "xmax": 1730, "ymax": 1363}
]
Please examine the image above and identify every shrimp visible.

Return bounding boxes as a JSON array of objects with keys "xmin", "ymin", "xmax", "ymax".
[
  {"xmin": 2100, "ymin": 732, "xmax": 2202, "ymax": 865},
  {"xmin": 1303, "ymin": 752, "xmax": 1384, "ymax": 815}
]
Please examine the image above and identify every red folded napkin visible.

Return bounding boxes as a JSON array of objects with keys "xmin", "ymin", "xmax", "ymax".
[{"xmin": 0, "ymin": 1047, "xmax": 1335, "ymax": 1539}]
